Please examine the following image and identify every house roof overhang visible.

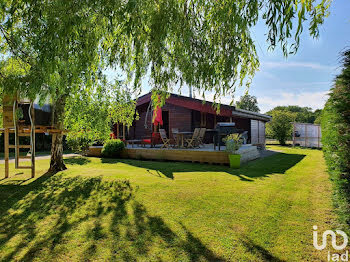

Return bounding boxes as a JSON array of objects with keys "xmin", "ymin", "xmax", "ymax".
[
  {"xmin": 136, "ymin": 92, "xmax": 272, "ymax": 121},
  {"xmin": 232, "ymin": 108, "xmax": 272, "ymax": 122}
]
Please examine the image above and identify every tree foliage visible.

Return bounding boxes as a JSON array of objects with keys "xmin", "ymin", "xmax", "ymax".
[
  {"xmin": 266, "ymin": 110, "xmax": 296, "ymax": 145},
  {"xmin": 322, "ymin": 49, "xmax": 350, "ymax": 229},
  {"xmin": 65, "ymin": 80, "xmax": 138, "ymax": 152},
  {"xmin": 313, "ymin": 109, "xmax": 323, "ymax": 124},
  {"xmin": 108, "ymin": 83, "xmax": 139, "ymax": 129},
  {"xmin": 0, "ymin": 1, "xmax": 109, "ymax": 171},
  {"xmin": 236, "ymin": 94, "xmax": 260, "ymax": 112},
  {"xmin": 266, "ymin": 105, "xmax": 321, "ymax": 123},
  {"xmin": 1, "ymin": 0, "xmax": 332, "ymax": 99}
]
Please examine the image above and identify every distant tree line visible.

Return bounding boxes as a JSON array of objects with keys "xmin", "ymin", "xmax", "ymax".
[
  {"xmin": 236, "ymin": 94, "xmax": 260, "ymax": 113},
  {"xmin": 266, "ymin": 106, "xmax": 322, "ymax": 124}
]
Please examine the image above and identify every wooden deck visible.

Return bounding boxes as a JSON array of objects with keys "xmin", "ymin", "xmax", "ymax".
[{"xmin": 87, "ymin": 145, "xmax": 230, "ymax": 165}]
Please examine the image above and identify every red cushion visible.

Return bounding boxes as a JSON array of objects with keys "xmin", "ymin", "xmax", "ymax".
[{"xmin": 142, "ymin": 139, "xmax": 152, "ymax": 144}]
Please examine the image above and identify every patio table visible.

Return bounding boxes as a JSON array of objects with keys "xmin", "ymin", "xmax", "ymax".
[{"xmin": 176, "ymin": 132, "xmax": 193, "ymax": 148}]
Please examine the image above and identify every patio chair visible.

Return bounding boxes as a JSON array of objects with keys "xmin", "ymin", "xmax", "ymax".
[
  {"xmin": 197, "ymin": 128, "xmax": 206, "ymax": 147},
  {"xmin": 185, "ymin": 128, "xmax": 201, "ymax": 148},
  {"xmin": 159, "ymin": 129, "xmax": 171, "ymax": 149}
]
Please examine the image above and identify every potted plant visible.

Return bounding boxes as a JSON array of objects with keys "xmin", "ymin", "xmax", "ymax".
[{"xmin": 224, "ymin": 133, "xmax": 243, "ymax": 168}]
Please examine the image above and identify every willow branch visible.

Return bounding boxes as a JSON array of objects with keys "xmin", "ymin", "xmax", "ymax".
[{"xmin": 0, "ymin": 25, "xmax": 32, "ymax": 66}]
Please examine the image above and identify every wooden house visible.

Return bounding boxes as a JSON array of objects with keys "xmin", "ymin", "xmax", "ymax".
[{"xmin": 125, "ymin": 92, "xmax": 271, "ymax": 146}]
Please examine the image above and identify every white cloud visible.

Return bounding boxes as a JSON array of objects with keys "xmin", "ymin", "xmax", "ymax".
[
  {"xmin": 262, "ymin": 61, "xmax": 335, "ymax": 71},
  {"xmin": 258, "ymin": 91, "xmax": 329, "ymax": 113}
]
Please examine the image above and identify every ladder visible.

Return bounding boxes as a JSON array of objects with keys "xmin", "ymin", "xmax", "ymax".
[{"xmin": 11, "ymin": 100, "xmax": 36, "ymax": 178}]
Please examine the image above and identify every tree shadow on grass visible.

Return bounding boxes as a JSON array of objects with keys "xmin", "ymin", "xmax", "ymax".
[
  {"xmin": 100, "ymin": 152, "xmax": 305, "ymax": 181},
  {"xmin": 240, "ymin": 236, "xmax": 286, "ymax": 262},
  {"xmin": 0, "ymin": 172, "xmax": 223, "ymax": 261},
  {"xmin": 126, "ymin": 202, "xmax": 225, "ymax": 261}
]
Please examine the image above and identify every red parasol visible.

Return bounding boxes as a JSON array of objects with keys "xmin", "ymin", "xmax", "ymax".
[{"xmin": 153, "ymin": 106, "xmax": 163, "ymax": 126}]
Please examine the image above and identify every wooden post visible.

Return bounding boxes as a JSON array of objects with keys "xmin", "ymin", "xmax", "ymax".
[
  {"xmin": 14, "ymin": 101, "xmax": 19, "ymax": 168},
  {"xmin": 257, "ymin": 120, "xmax": 260, "ymax": 145},
  {"xmin": 292, "ymin": 122, "xmax": 295, "ymax": 147},
  {"xmin": 4, "ymin": 128, "xmax": 9, "ymax": 178},
  {"xmin": 31, "ymin": 103, "xmax": 35, "ymax": 178},
  {"xmin": 15, "ymin": 126, "xmax": 19, "ymax": 168},
  {"xmin": 116, "ymin": 122, "xmax": 120, "ymax": 139},
  {"xmin": 305, "ymin": 124, "xmax": 307, "ymax": 148}
]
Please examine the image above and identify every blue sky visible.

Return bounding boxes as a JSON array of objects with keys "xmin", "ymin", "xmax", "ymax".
[
  {"xmin": 248, "ymin": 0, "xmax": 350, "ymax": 113},
  {"xmin": 107, "ymin": 0, "xmax": 350, "ymax": 113}
]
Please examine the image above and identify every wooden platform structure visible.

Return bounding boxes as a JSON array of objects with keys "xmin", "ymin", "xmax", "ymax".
[
  {"xmin": 87, "ymin": 145, "xmax": 231, "ymax": 165},
  {"xmin": 123, "ymin": 147, "xmax": 230, "ymax": 164},
  {"xmin": 1, "ymin": 95, "xmax": 63, "ymax": 178}
]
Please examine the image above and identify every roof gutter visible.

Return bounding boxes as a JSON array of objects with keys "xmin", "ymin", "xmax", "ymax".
[{"xmin": 233, "ymin": 108, "xmax": 272, "ymax": 122}]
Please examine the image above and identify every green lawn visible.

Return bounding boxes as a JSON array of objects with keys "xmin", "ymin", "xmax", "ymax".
[{"xmin": 0, "ymin": 146, "xmax": 336, "ymax": 261}]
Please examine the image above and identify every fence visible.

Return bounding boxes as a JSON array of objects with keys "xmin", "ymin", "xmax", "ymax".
[{"xmin": 292, "ymin": 122, "xmax": 321, "ymax": 148}]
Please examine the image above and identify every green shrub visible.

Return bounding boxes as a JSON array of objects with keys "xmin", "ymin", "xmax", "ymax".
[
  {"xmin": 101, "ymin": 139, "xmax": 125, "ymax": 158},
  {"xmin": 224, "ymin": 134, "xmax": 242, "ymax": 154},
  {"xmin": 322, "ymin": 49, "xmax": 350, "ymax": 231},
  {"xmin": 266, "ymin": 110, "xmax": 296, "ymax": 145}
]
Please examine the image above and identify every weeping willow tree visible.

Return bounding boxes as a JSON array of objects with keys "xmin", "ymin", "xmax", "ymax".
[
  {"xmin": 0, "ymin": 0, "xmax": 331, "ymax": 172},
  {"xmin": 64, "ymin": 80, "xmax": 138, "ymax": 152}
]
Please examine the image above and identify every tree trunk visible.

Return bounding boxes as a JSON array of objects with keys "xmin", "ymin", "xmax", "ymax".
[{"xmin": 49, "ymin": 95, "xmax": 67, "ymax": 172}]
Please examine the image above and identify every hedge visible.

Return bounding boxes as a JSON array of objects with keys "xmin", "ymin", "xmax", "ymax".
[{"xmin": 321, "ymin": 49, "xmax": 350, "ymax": 230}]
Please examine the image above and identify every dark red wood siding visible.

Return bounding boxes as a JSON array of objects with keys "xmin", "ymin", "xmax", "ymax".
[{"xmin": 129, "ymin": 102, "xmax": 192, "ymax": 139}]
